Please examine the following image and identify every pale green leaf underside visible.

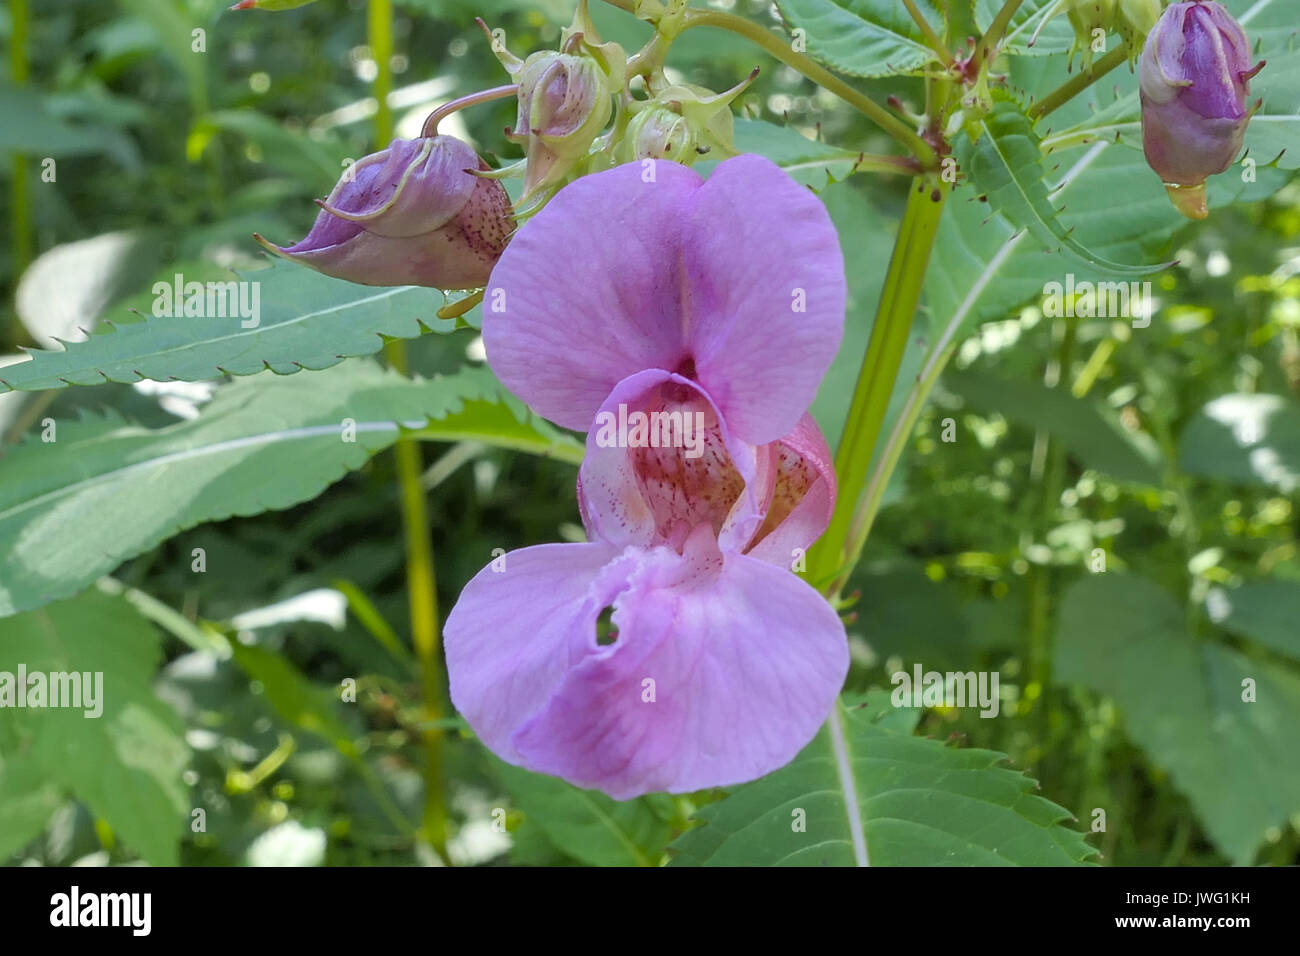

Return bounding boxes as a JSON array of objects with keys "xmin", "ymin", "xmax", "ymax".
[
  {"xmin": 774, "ymin": 0, "xmax": 944, "ymax": 78},
  {"xmin": 671, "ymin": 693, "xmax": 1096, "ymax": 866},
  {"xmin": 0, "ymin": 361, "xmax": 581, "ymax": 618},
  {"xmin": 0, "ymin": 263, "xmax": 459, "ymax": 393},
  {"xmin": 1056, "ymin": 574, "xmax": 1300, "ymax": 864},
  {"xmin": 725, "ymin": 119, "xmax": 868, "ymax": 191},
  {"xmin": 0, "ymin": 591, "xmax": 189, "ymax": 865}
]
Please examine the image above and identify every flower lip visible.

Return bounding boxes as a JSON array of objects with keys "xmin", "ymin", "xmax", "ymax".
[{"xmin": 578, "ymin": 369, "xmax": 837, "ymax": 566}]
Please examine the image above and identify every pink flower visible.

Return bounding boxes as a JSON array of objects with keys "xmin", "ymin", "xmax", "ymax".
[{"xmin": 445, "ymin": 156, "xmax": 849, "ymax": 798}]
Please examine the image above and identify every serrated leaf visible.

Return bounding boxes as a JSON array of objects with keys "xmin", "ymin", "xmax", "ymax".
[
  {"xmin": 0, "ymin": 262, "xmax": 458, "ymax": 394},
  {"xmin": 0, "ymin": 591, "xmax": 190, "ymax": 865},
  {"xmin": 944, "ymin": 367, "xmax": 1163, "ymax": 484},
  {"xmin": 495, "ymin": 759, "xmax": 672, "ymax": 867},
  {"xmin": 670, "ymin": 692, "xmax": 1095, "ymax": 866},
  {"xmin": 957, "ymin": 102, "xmax": 1165, "ymax": 275},
  {"xmin": 1178, "ymin": 393, "xmax": 1300, "ymax": 493},
  {"xmin": 1056, "ymin": 573, "xmax": 1300, "ymax": 864},
  {"xmin": 774, "ymin": 0, "xmax": 944, "ymax": 78},
  {"xmin": 925, "ymin": 138, "xmax": 1288, "ymax": 349},
  {"xmin": 0, "ymin": 361, "xmax": 582, "ymax": 618}
]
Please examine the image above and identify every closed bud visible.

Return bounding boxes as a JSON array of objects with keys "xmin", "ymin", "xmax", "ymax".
[
  {"xmin": 256, "ymin": 136, "xmax": 512, "ymax": 289},
  {"xmin": 513, "ymin": 52, "xmax": 613, "ymax": 195},
  {"xmin": 1066, "ymin": 0, "xmax": 1116, "ymax": 67},
  {"xmin": 1139, "ymin": 1, "xmax": 1264, "ymax": 219},
  {"xmin": 614, "ymin": 74, "xmax": 753, "ymax": 165}
]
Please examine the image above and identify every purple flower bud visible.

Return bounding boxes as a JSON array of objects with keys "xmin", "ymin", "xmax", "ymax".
[
  {"xmin": 510, "ymin": 52, "xmax": 613, "ymax": 198},
  {"xmin": 1139, "ymin": 1, "xmax": 1264, "ymax": 220},
  {"xmin": 256, "ymin": 136, "xmax": 512, "ymax": 289}
]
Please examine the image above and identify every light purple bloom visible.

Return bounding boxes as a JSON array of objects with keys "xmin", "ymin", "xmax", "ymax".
[{"xmin": 445, "ymin": 156, "xmax": 850, "ymax": 798}]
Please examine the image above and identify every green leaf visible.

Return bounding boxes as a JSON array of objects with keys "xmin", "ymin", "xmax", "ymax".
[
  {"xmin": 956, "ymin": 101, "xmax": 1165, "ymax": 276},
  {"xmin": 725, "ymin": 119, "xmax": 866, "ymax": 191},
  {"xmin": 1208, "ymin": 579, "xmax": 1300, "ymax": 661},
  {"xmin": 229, "ymin": 643, "xmax": 357, "ymax": 756},
  {"xmin": 0, "ymin": 591, "xmax": 190, "ymax": 865},
  {"xmin": 671, "ymin": 692, "xmax": 1096, "ymax": 866},
  {"xmin": 943, "ymin": 367, "xmax": 1163, "ymax": 484},
  {"xmin": 189, "ymin": 110, "xmax": 350, "ymax": 191},
  {"xmin": 0, "ymin": 361, "xmax": 581, "ymax": 618},
  {"xmin": 1056, "ymin": 573, "xmax": 1300, "ymax": 864},
  {"xmin": 975, "ymin": 0, "xmax": 1075, "ymax": 56},
  {"xmin": 495, "ymin": 760, "xmax": 672, "ymax": 867},
  {"xmin": 1178, "ymin": 393, "xmax": 1300, "ymax": 493},
  {"xmin": 0, "ymin": 752, "xmax": 63, "ymax": 861},
  {"xmin": 0, "ymin": 263, "xmax": 456, "ymax": 394},
  {"xmin": 774, "ymin": 0, "xmax": 944, "ymax": 78},
  {"xmin": 924, "ymin": 138, "xmax": 1287, "ymax": 349}
]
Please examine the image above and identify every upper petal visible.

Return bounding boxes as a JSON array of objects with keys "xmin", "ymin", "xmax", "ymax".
[
  {"xmin": 482, "ymin": 156, "xmax": 845, "ymax": 440},
  {"xmin": 512, "ymin": 533, "xmax": 849, "ymax": 799},
  {"xmin": 682, "ymin": 154, "xmax": 846, "ymax": 445},
  {"xmin": 482, "ymin": 161, "xmax": 703, "ymax": 431}
]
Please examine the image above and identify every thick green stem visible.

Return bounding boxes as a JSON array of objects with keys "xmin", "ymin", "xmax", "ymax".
[
  {"xmin": 677, "ymin": 10, "xmax": 938, "ymax": 168},
  {"xmin": 808, "ymin": 178, "xmax": 950, "ymax": 597},
  {"xmin": 974, "ymin": 0, "xmax": 1026, "ymax": 69},
  {"xmin": 10, "ymin": 0, "xmax": 32, "ymax": 340},
  {"xmin": 1027, "ymin": 42, "xmax": 1129, "ymax": 120},
  {"xmin": 370, "ymin": 0, "xmax": 448, "ymax": 864}
]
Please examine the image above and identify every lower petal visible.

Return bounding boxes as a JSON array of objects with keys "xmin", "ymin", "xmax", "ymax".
[
  {"xmin": 444, "ymin": 541, "xmax": 619, "ymax": 765},
  {"xmin": 513, "ymin": 541, "xmax": 849, "ymax": 798}
]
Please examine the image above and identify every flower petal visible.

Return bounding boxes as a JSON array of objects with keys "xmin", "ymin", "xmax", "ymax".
[
  {"xmin": 578, "ymin": 369, "xmax": 765, "ymax": 554},
  {"xmin": 682, "ymin": 154, "xmax": 846, "ymax": 445},
  {"xmin": 513, "ymin": 530, "xmax": 849, "ymax": 798},
  {"xmin": 483, "ymin": 155, "xmax": 845, "ymax": 440},
  {"xmin": 483, "ymin": 161, "xmax": 703, "ymax": 431},
  {"xmin": 444, "ymin": 541, "xmax": 619, "ymax": 765},
  {"xmin": 744, "ymin": 412, "xmax": 835, "ymax": 566}
]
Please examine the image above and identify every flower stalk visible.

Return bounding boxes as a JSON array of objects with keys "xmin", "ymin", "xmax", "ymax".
[{"xmin": 807, "ymin": 177, "xmax": 951, "ymax": 599}]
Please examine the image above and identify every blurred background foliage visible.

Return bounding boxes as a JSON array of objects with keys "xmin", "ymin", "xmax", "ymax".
[{"xmin": 0, "ymin": 0, "xmax": 1297, "ymax": 866}]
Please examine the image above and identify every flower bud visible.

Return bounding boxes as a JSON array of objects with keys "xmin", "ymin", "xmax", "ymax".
[
  {"xmin": 1139, "ymin": 1, "xmax": 1264, "ymax": 220},
  {"xmin": 512, "ymin": 51, "xmax": 613, "ymax": 196},
  {"xmin": 256, "ymin": 136, "xmax": 512, "ymax": 289},
  {"xmin": 613, "ymin": 74, "xmax": 753, "ymax": 165}
]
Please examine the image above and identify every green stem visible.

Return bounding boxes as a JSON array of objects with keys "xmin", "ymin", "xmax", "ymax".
[
  {"xmin": 974, "ymin": 0, "xmax": 1027, "ymax": 69},
  {"xmin": 678, "ymin": 9, "xmax": 938, "ymax": 168},
  {"xmin": 1023, "ymin": 315, "xmax": 1075, "ymax": 740},
  {"xmin": 370, "ymin": 0, "xmax": 448, "ymax": 863},
  {"xmin": 369, "ymin": 0, "xmax": 394, "ymax": 144},
  {"xmin": 10, "ymin": 0, "xmax": 32, "ymax": 344},
  {"xmin": 902, "ymin": 0, "xmax": 954, "ymax": 67},
  {"xmin": 1027, "ymin": 42, "xmax": 1129, "ymax": 120},
  {"xmin": 807, "ymin": 178, "xmax": 950, "ymax": 597}
]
